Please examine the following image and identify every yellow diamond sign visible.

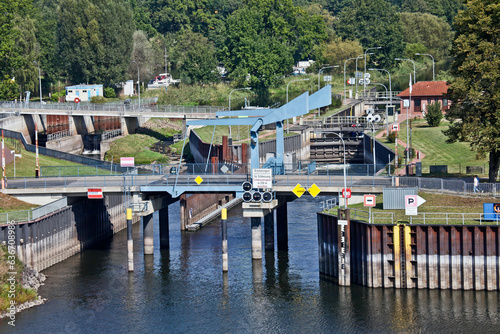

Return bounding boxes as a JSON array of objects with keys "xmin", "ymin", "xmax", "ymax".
[
  {"xmin": 292, "ymin": 184, "xmax": 306, "ymax": 198},
  {"xmin": 308, "ymin": 183, "xmax": 321, "ymax": 198},
  {"xmin": 195, "ymin": 176, "xmax": 203, "ymax": 185}
]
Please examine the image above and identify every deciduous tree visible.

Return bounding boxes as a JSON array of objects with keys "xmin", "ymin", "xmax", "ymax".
[{"xmin": 444, "ymin": 0, "xmax": 500, "ymax": 181}]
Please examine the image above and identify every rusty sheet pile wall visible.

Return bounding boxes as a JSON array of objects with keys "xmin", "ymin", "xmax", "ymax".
[
  {"xmin": 1, "ymin": 195, "xmax": 137, "ymax": 272},
  {"xmin": 318, "ymin": 212, "xmax": 500, "ymax": 290}
]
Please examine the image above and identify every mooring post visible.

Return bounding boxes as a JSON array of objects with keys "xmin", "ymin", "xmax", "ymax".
[
  {"xmin": 221, "ymin": 208, "xmax": 228, "ymax": 272},
  {"xmin": 251, "ymin": 217, "xmax": 262, "ymax": 260},
  {"xmin": 143, "ymin": 213, "xmax": 154, "ymax": 255},
  {"xmin": 127, "ymin": 208, "xmax": 134, "ymax": 272},
  {"xmin": 264, "ymin": 211, "xmax": 274, "ymax": 252},
  {"xmin": 159, "ymin": 207, "xmax": 169, "ymax": 249},
  {"xmin": 277, "ymin": 202, "xmax": 288, "ymax": 251}
]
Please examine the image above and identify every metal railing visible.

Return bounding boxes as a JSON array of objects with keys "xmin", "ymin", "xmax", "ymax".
[
  {"xmin": 101, "ymin": 129, "xmax": 122, "ymax": 141},
  {"xmin": 0, "ymin": 100, "xmax": 224, "ymax": 116},
  {"xmin": 47, "ymin": 129, "xmax": 72, "ymax": 141},
  {"xmin": 0, "ymin": 197, "xmax": 68, "ymax": 225},
  {"xmin": 397, "ymin": 176, "xmax": 500, "ymax": 197}
]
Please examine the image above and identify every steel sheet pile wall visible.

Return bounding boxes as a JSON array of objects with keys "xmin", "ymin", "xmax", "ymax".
[
  {"xmin": 0, "ymin": 194, "xmax": 136, "ymax": 272},
  {"xmin": 318, "ymin": 212, "xmax": 500, "ymax": 290}
]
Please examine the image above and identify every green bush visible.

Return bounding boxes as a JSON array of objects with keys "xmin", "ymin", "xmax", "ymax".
[
  {"xmin": 104, "ymin": 87, "xmax": 116, "ymax": 98},
  {"xmin": 51, "ymin": 90, "xmax": 66, "ymax": 102},
  {"xmin": 331, "ymin": 96, "xmax": 342, "ymax": 108},
  {"xmin": 425, "ymin": 101, "xmax": 443, "ymax": 127},
  {"xmin": 90, "ymin": 96, "xmax": 107, "ymax": 103},
  {"xmin": 387, "ymin": 131, "xmax": 396, "ymax": 143}
]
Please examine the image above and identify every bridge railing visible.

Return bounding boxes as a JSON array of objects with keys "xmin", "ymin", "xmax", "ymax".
[
  {"xmin": 0, "ymin": 197, "xmax": 68, "ymax": 224},
  {"xmin": 0, "ymin": 100, "xmax": 224, "ymax": 115}
]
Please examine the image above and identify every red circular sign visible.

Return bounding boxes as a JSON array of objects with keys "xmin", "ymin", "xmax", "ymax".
[
  {"xmin": 342, "ymin": 188, "xmax": 351, "ymax": 199},
  {"xmin": 74, "ymin": 97, "xmax": 80, "ymax": 103}
]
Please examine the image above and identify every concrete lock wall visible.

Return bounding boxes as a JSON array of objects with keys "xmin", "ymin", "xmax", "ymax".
[
  {"xmin": 0, "ymin": 194, "xmax": 138, "ymax": 272},
  {"xmin": 318, "ymin": 212, "xmax": 500, "ymax": 290}
]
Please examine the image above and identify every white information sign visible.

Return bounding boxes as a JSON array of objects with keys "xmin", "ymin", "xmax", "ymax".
[
  {"xmin": 323, "ymin": 75, "xmax": 332, "ymax": 82},
  {"xmin": 403, "ymin": 99, "xmax": 410, "ymax": 108},
  {"xmin": 405, "ymin": 195, "xmax": 426, "ymax": 216},
  {"xmin": 252, "ymin": 168, "xmax": 273, "ymax": 189}
]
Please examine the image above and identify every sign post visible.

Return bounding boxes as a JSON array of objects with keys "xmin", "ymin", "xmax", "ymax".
[
  {"xmin": 405, "ymin": 195, "xmax": 426, "ymax": 215},
  {"xmin": 252, "ymin": 168, "xmax": 272, "ymax": 189},
  {"xmin": 363, "ymin": 195, "xmax": 376, "ymax": 223}
]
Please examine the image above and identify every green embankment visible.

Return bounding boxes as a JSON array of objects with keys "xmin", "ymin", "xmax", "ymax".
[
  {"xmin": 326, "ymin": 192, "xmax": 496, "ymax": 225},
  {"xmin": 0, "ymin": 245, "xmax": 38, "ymax": 312},
  {"xmin": 383, "ymin": 119, "xmax": 488, "ymax": 176}
]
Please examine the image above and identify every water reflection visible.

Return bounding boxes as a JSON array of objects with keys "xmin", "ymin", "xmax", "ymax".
[{"xmin": 1, "ymin": 197, "xmax": 499, "ymax": 333}]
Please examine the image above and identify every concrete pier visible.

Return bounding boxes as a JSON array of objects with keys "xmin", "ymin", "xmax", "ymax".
[
  {"xmin": 251, "ymin": 217, "xmax": 262, "ymax": 260},
  {"xmin": 264, "ymin": 212, "xmax": 274, "ymax": 252},
  {"xmin": 159, "ymin": 207, "xmax": 169, "ymax": 249},
  {"xmin": 277, "ymin": 203, "xmax": 288, "ymax": 251},
  {"xmin": 143, "ymin": 213, "xmax": 154, "ymax": 255}
]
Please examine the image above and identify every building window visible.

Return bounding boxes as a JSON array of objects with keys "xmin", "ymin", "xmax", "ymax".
[
  {"xmin": 414, "ymin": 99, "xmax": 421, "ymax": 107},
  {"xmin": 443, "ymin": 98, "xmax": 448, "ymax": 106},
  {"xmin": 82, "ymin": 90, "xmax": 87, "ymax": 93},
  {"xmin": 428, "ymin": 99, "xmax": 432, "ymax": 104},
  {"xmin": 68, "ymin": 90, "xmax": 73, "ymax": 93}
]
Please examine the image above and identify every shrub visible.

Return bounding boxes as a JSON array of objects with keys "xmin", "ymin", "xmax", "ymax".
[
  {"xmin": 104, "ymin": 87, "xmax": 116, "ymax": 98},
  {"xmin": 91, "ymin": 96, "xmax": 107, "ymax": 103},
  {"xmin": 50, "ymin": 90, "xmax": 66, "ymax": 102},
  {"xmin": 387, "ymin": 131, "xmax": 396, "ymax": 143},
  {"xmin": 331, "ymin": 96, "xmax": 342, "ymax": 108},
  {"xmin": 425, "ymin": 101, "xmax": 443, "ymax": 127}
]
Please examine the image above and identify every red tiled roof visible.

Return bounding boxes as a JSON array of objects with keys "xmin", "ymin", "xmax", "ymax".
[{"xmin": 397, "ymin": 81, "xmax": 448, "ymax": 97}]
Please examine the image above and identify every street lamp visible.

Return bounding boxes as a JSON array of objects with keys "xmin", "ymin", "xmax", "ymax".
[
  {"xmin": 318, "ymin": 65, "xmax": 338, "ymax": 91},
  {"xmin": 132, "ymin": 60, "xmax": 140, "ymax": 108},
  {"xmin": 369, "ymin": 68, "xmax": 392, "ymax": 133},
  {"xmin": 343, "ymin": 57, "xmax": 357, "ymax": 104},
  {"xmin": 331, "ymin": 132, "xmax": 347, "ymax": 208},
  {"xmin": 395, "ymin": 58, "xmax": 416, "ymax": 84},
  {"xmin": 364, "ymin": 47, "xmax": 382, "ymax": 93},
  {"xmin": 356, "ymin": 54, "xmax": 372, "ymax": 98},
  {"xmin": 33, "ymin": 61, "xmax": 42, "ymax": 103},
  {"xmin": 318, "ymin": 65, "xmax": 338, "ymax": 117},
  {"xmin": 287, "ymin": 78, "xmax": 309, "ymax": 132},
  {"xmin": 415, "ymin": 53, "xmax": 435, "ymax": 81},
  {"xmin": 229, "ymin": 87, "xmax": 251, "ymax": 139},
  {"xmin": 10, "ymin": 150, "xmax": 22, "ymax": 178}
]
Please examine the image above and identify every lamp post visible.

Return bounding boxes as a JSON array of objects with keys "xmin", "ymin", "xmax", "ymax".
[
  {"xmin": 10, "ymin": 150, "xmax": 22, "ymax": 178},
  {"xmin": 369, "ymin": 121, "xmax": 377, "ymax": 176},
  {"xmin": 132, "ymin": 60, "xmax": 140, "ymax": 108},
  {"xmin": 364, "ymin": 47, "xmax": 381, "ymax": 93},
  {"xmin": 229, "ymin": 87, "xmax": 251, "ymax": 139},
  {"xmin": 33, "ymin": 61, "xmax": 42, "ymax": 103},
  {"xmin": 343, "ymin": 57, "xmax": 357, "ymax": 104},
  {"xmin": 395, "ymin": 58, "xmax": 416, "ymax": 84},
  {"xmin": 317, "ymin": 65, "xmax": 338, "ymax": 117},
  {"xmin": 369, "ymin": 68, "xmax": 392, "ymax": 133},
  {"xmin": 287, "ymin": 78, "xmax": 309, "ymax": 132},
  {"xmin": 355, "ymin": 54, "xmax": 372, "ymax": 98},
  {"xmin": 331, "ymin": 132, "xmax": 347, "ymax": 208},
  {"xmin": 415, "ymin": 53, "xmax": 435, "ymax": 81}
]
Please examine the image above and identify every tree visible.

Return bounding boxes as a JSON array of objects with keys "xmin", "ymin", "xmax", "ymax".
[
  {"xmin": 335, "ymin": 0, "xmax": 405, "ymax": 69},
  {"xmin": 129, "ymin": 31, "xmax": 156, "ymax": 83},
  {"xmin": 173, "ymin": 30, "xmax": 219, "ymax": 84},
  {"xmin": 444, "ymin": 0, "xmax": 500, "ymax": 182},
  {"xmin": 223, "ymin": 0, "xmax": 326, "ymax": 104},
  {"xmin": 57, "ymin": 0, "xmax": 134, "ymax": 86},
  {"xmin": 424, "ymin": 101, "xmax": 442, "ymax": 127},
  {"xmin": 322, "ymin": 38, "xmax": 363, "ymax": 70},
  {"xmin": 399, "ymin": 12, "xmax": 453, "ymax": 59}
]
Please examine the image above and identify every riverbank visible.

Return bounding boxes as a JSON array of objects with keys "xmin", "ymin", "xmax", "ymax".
[{"xmin": 0, "ymin": 245, "xmax": 46, "ymax": 322}]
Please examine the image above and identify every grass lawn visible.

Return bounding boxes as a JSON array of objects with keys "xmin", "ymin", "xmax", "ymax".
[
  {"xmin": 105, "ymin": 134, "xmax": 168, "ymax": 164},
  {"xmin": 326, "ymin": 192, "xmax": 496, "ymax": 225},
  {"xmin": 2, "ymin": 140, "xmax": 85, "ymax": 178},
  {"xmin": 382, "ymin": 119, "xmax": 488, "ymax": 176}
]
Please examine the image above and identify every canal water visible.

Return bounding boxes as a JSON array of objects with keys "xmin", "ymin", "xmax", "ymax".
[{"xmin": 2, "ymin": 196, "xmax": 499, "ymax": 333}]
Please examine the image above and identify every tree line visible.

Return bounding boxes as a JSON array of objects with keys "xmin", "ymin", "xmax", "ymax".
[{"xmin": 0, "ymin": 0, "xmax": 463, "ymax": 101}]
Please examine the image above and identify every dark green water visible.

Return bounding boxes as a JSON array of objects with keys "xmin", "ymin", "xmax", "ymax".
[{"xmin": 2, "ymin": 196, "xmax": 499, "ymax": 333}]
